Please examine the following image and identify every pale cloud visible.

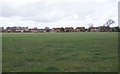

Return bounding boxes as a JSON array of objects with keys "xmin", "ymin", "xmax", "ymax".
[{"xmin": 0, "ymin": 0, "xmax": 119, "ymax": 28}]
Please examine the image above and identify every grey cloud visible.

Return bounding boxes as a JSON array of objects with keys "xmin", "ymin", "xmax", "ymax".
[
  {"xmin": 2, "ymin": 1, "xmax": 98, "ymax": 23},
  {"xmin": 0, "ymin": 0, "xmax": 118, "ymax": 28}
]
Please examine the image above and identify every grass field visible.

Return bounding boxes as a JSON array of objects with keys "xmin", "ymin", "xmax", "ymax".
[
  {"xmin": 2, "ymin": 32, "xmax": 118, "ymax": 72},
  {"xmin": 0, "ymin": 33, "xmax": 2, "ymax": 72}
]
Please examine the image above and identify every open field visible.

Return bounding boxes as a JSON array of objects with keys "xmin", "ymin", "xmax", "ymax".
[{"xmin": 2, "ymin": 32, "xmax": 118, "ymax": 72}]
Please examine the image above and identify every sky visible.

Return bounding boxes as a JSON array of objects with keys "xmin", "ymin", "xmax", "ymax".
[{"xmin": 0, "ymin": 0, "xmax": 119, "ymax": 28}]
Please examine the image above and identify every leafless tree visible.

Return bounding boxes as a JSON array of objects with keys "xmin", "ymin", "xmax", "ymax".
[
  {"xmin": 88, "ymin": 23, "xmax": 94, "ymax": 28},
  {"xmin": 104, "ymin": 19, "xmax": 115, "ymax": 26}
]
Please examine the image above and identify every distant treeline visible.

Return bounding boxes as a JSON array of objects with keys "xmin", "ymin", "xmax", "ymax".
[
  {"xmin": 1, "ymin": 19, "xmax": 119, "ymax": 32},
  {"xmin": 1, "ymin": 19, "xmax": 119, "ymax": 33},
  {"xmin": 0, "ymin": 26, "xmax": 120, "ymax": 33}
]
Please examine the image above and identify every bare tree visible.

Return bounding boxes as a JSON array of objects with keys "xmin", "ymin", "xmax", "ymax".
[
  {"xmin": 88, "ymin": 23, "xmax": 94, "ymax": 28},
  {"xmin": 88, "ymin": 23, "xmax": 94, "ymax": 32},
  {"xmin": 105, "ymin": 19, "xmax": 115, "ymax": 26}
]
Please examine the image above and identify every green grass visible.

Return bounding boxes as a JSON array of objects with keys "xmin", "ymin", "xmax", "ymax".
[
  {"xmin": 2, "ymin": 32, "xmax": 118, "ymax": 72},
  {"xmin": 0, "ymin": 33, "xmax": 2, "ymax": 72}
]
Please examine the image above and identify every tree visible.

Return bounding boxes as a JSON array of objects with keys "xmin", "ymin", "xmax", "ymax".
[
  {"xmin": 112, "ymin": 26, "xmax": 119, "ymax": 32},
  {"xmin": 60, "ymin": 27, "xmax": 64, "ymax": 32},
  {"xmin": 105, "ymin": 19, "xmax": 115, "ymax": 26},
  {"xmin": 88, "ymin": 23, "xmax": 94, "ymax": 28},
  {"xmin": 0, "ymin": 27, "xmax": 4, "ymax": 32},
  {"xmin": 80, "ymin": 27, "xmax": 86, "ymax": 32},
  {"xmin": 44, "ymin": 27, "xmax": 50, "ymax": 32},
  {"xmin": 88, "ymin": 23, "xmax": 94, "ymax": 32},
  {"xmin": 6, "ymin": 27, "xmax": 10, "ymax": 30}
]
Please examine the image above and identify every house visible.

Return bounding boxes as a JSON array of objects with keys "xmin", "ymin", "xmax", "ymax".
[
  {"xmin": 89, "ymin": 27, "xmax": 99, "ymax": 32},
  {"xmin": 6, "ymin": 26, "xmax": 29, "ymax": 32},
  {"xmin": 17, "ymin": 27, "xmax": 29, "ymax": 32},
  {"xmin": 88, "ymin": 26, "xmax": 112, "ymax": 32},
  {"xmin": 29, "ymin": 27, "xmax": 39, "ymax": 33},
  {"xmin": 75, "ymin": 27, "xmax": 80, "ymax": 32},
  {"xmin": 38, "ymin": 29, "xmax": 45, "ymax": 32},
  {"xmin": 98, "ymin": 26, "xmax": 112, "ymax": 32},
  {"xmin": 52, "ymin": 27, "xmax": 65, "ymax": 32},
  {"xmin": 64, "ymin": 27, "xmax": 74, "ymax": 32},
  {"xmin": 0, "ymin": 27, "xmax": 4, "ymax": 32},
  {"xmin": 75, "ymin": 27, "xmax": 86, "ymax": 32},
  {"xmin": 52, "ymin": 28, "xmax": 60, "ymax": 32}
]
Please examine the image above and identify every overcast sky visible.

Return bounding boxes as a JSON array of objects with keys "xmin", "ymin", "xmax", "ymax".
[{"xmin": 0, "ymin": 0, "xmax": 119, "ymax": 28}]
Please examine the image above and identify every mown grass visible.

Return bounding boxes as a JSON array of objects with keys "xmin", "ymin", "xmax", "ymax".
[
  {"xmin": 0, "ymin": 33, "xmax": 2, "ymax": 72},
  {"xmin": 2, "ymin": 32, "xmax": 118, "ymax": 72}
]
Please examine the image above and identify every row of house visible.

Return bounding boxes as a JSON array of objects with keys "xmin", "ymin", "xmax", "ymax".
[
  {"xmin": 0, "ymin": 27, "xmax": 45, "ymax": 33},
  {"xmin": 89, "ymin": 26, "xmax": 120, "ymax": 32},
  {"xmin": 0, "ymin": 26, "xmax": 120, "ymax": 33},
  {"xmin": 47, "ymin": 26, "xmax": 119, "ymax": 32}
]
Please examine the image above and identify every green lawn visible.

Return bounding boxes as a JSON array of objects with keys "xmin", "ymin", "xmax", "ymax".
[
  {"xmin": 2, "ymin": 32, "xmax": 118, "ymax": 72},
  {"xmin": 0, "ymin": 33, "xmax": 2, "ymax": 72}
]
